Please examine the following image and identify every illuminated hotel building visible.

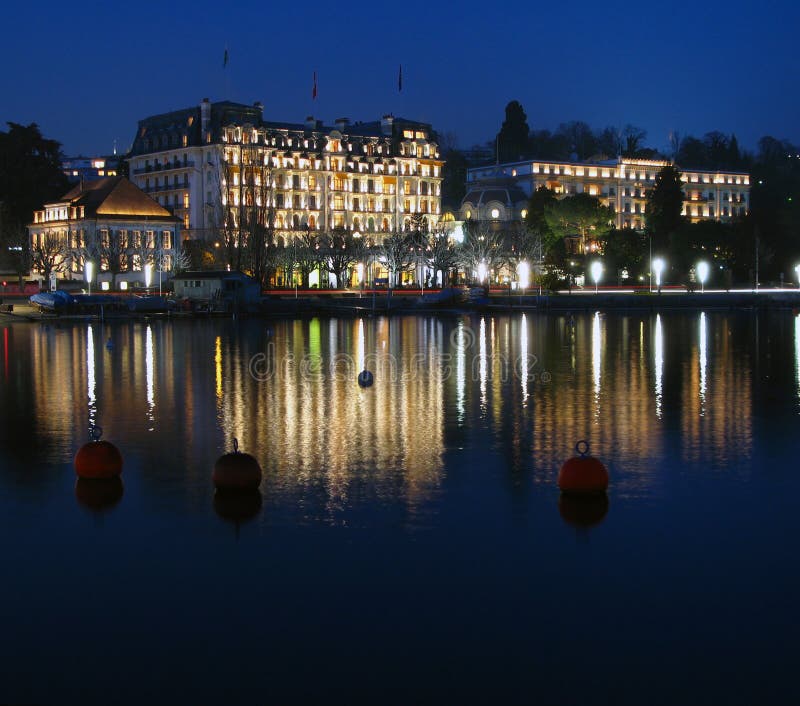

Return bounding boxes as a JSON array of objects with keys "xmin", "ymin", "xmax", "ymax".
[
  {"xmin": 463, "ymin": 157, "xmax": 750, "ymax": 232},
  {"xmin": 127, "ymin": 99, "xmax": 444, "ymax": 244}
]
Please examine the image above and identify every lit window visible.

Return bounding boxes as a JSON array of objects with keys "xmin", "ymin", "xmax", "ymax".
[{"xmin": 491, "ymin": 208, "xmax": 500, "ymax": 219}]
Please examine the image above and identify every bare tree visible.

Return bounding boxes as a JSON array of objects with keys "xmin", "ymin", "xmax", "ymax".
[
  {"xmin": 456, "ymin": 223, "xmax": 504, "ymax": 284},
  {"xmin": 426, "ymin": 230, "xmax": 458, "ymax": 287},
  {"xmin": 377, "ymin": 232, "xmax": 415, "ymax": 289},
  {"xmin": 30, "ymin": 231, "xmax": 68, "ymax": 286},
  {"xmin": 319, "ymin": 228, "xmax": 359, "ymax": 289}
]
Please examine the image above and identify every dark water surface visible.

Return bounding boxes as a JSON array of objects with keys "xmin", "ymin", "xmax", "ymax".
[{"xmin": 1, "ymin": 311, "xmax": 799, "ymax": 704}]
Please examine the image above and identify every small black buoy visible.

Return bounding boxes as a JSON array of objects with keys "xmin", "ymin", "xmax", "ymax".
[
  {"xmin": 213, "ymin": 438, "xmax": 262, "ymax": 491},
  {"xmin": 357, "ymin": 370, "xmax": 374, "ymax": 387}
]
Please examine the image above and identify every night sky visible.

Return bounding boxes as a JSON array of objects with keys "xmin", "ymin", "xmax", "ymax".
[{"xmin": 2, "ymin": 0, "xmax": 798, "ymax": 157}]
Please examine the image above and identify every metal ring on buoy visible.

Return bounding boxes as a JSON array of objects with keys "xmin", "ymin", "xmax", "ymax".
[{"xmin": 558, "ymin": 440, "xmax": 608, "ymax": 495}]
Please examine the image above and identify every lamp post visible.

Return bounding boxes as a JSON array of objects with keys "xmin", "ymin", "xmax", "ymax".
[
  {"xmin": 145, "ymin": 263, "xmax": 153, "ymax": 292},
  {"xmin": 697, "ymin": 261, "xmax": 709, "ymax": 293},
  {"xmin": 85, "ymin": 261, "xmax": 94, "ymax": 295},
  {"xmin": 477, "ymin": 260, "xmax": 487, "ymax": 288},
  {"xmin": 653, "ymin": 257, "xmax": 665, "ymax": 294},
  {"xmin": 591, "ymin": 260, "xmax": 603, "ymax": 294}
]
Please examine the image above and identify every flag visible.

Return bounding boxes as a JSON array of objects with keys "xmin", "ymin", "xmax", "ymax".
[
  {"xmin": 398, "ymin": 64, "xmax": 403, "ymax": 92},
  {"xmin": 312, "ymin": 71, "xmax": 317, "ymax": 100},
  {"xmin": 223, "ymin": 48, "xmax": 229, "ymax": 68}
]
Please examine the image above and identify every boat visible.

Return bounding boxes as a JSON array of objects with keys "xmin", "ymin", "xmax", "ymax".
[{"xmin": 30, "ymin": 290, "xmax": 76, "ymax": 312}]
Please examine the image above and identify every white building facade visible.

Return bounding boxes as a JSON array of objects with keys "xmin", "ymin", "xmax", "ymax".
[
  {"xmin": 127, "ymin": 100, "xmax": 444, "ymax": 245},
  {"xmin": 465, "ymin": 157, "xmax": 750, "ymax": 231}
]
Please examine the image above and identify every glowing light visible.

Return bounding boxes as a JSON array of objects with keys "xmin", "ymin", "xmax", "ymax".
[
  {"xmin": 653, "ymin": 258, "xmax": 665, "ymax": 291},
  {"xmin": 477, "ymin": 261, "xmax": 487, "ymax": 284},
  {"xmin": 145, "ymin": 263, "xmax": 153, "ymax": 289},
  {"xmin": 697, "ymin": 261, "xmax": 709, "ymax": 293},
  {"xmin": 795, "ymin": 264, "xmax": 800, "ymax": 286},
  {"xmin": 517, "ymin": 261, "xmax": 530, "ymax": 290},
  {"xmin": 85, "ymin": 261, "xmax": 94, "ymax": 295},
  {"xmin": 591, "ymin": 261, "xmax": 603, "ymax": 293}
]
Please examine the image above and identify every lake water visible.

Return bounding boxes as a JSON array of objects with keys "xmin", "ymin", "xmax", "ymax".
[{"xmin": 1, "ymin": 311, "xmax": 799, "ymax": 704}]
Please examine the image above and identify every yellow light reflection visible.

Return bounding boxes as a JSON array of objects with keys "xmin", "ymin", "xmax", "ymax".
[
  {"xmin": 215, "ymin": 336, "xmax": 223, "ymax": 399},
  {"xmin": 479, "ymin": 317, "xmax": 488, "ymax": 411},
  {"xmin": 357, "ymin": 318, "xmax": 365, "ymax": 371}
]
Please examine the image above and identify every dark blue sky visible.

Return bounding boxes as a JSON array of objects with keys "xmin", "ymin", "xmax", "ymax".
[{"xmin": 2, "ymin": 0, "xmax": 798, "ymax": 157}]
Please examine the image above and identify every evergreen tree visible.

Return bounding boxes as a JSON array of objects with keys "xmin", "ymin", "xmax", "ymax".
[
  {"xmin": 646, "ymin": 165, "xmax": 685, "ymax": 253},
  {"xmin": 496, "ymin": 101, "xmax": 530, "ymax": 163}
]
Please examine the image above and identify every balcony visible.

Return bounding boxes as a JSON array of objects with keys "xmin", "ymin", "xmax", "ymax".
[{"xmin": 133, "ymin": 160, "xmax": 195, "ymax": 175}]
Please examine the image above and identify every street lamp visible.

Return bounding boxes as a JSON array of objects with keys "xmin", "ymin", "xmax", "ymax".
[
  {"xmin": 517, "ymin": 260, "xmax": 530, "ymax": 292},
  {"xmin": 591, "ymin": 260, "xmax": 603, "ymax": 293},
  {"xmin": 653, "ymin": 258, "xmax": 665, "ymax": 293},
  {"xmin": 145, "ymin": 263, "xmax": 153, "ymax": 291},
  {"xmin": 85, "ymin": 261, "xmax": 94, "ymax": 295},
  {"xmin": 697, "ymin": 261, "xmax": 709, "ymax": 293},
  {"xmin": 477, "ymin": 261, "xmax": 487, "ymax": 285}
]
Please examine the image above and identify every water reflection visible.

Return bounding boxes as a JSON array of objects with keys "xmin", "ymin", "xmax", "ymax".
[
  {"xmin": 796, "ymin": 314, "xmax": 800, "ymax": 406},
  {"xmin": 699, "ymin": 312, "xmax": 707, "ymax": 416},
  {"xmin": 145, "ymin": 324, "xmax": 154, "ymax": 427},
  {"xmin": 592, "ymin": 311, "xmax": 601, "ymax": 420},
  {"xmin": 654, "ymin": 314, "xmax": 663, "ymax": 419},
  {"xmin": 87, "ymin": 324, "xmax": 96, "ymax": 431},
  {"xmin": 3, "ymin": 312, "xmax": 780, "ymax": 512}
]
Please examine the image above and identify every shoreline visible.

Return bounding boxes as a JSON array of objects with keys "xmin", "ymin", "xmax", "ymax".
[{"xmin": 2, "ymin": 289, "xmax": 799, "ymax": 323}]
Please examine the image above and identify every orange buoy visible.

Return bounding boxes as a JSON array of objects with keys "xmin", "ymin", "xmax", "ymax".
[
  {"xmin": 74, "ymin": 426, "xmax": 123, "ymax": 479},
  {"xmin": 557, "ymin": 440, "xmax": 608, "ymax": 495},
  {"xmin": 213, "ymin": 438, "xmax": 262, "ymax": 491}
]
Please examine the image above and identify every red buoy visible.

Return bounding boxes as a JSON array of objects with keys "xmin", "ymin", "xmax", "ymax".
[
  {"xmin": 74, "ymin": 427, "xmax": 123, "ymax": 479},
  {"xmin": 213, "ymin": 438, "xmax": 262, "ymax": 491},
  {"xmin": 557, "ymin": 440, "xmax": 608, "ymax": 495}
]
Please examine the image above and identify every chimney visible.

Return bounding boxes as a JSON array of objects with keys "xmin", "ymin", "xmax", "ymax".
[
  {"xmin": 381, "ymin": 114, "xmax": 394, "ymax": 136},
  {"xmin": 305, "ymin": 115, "xmax": 316, "ymax": 130},
  {"xmin": 254, "ymin": 101, "xmax": 264, "ymax": 117},
  {"xmin": 200, "ymin": 98, "xmax": 211, "ymax": 141},
  {"xmin": 335, "ymin": 117, "xmax": 351, "ymax": 131}
]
